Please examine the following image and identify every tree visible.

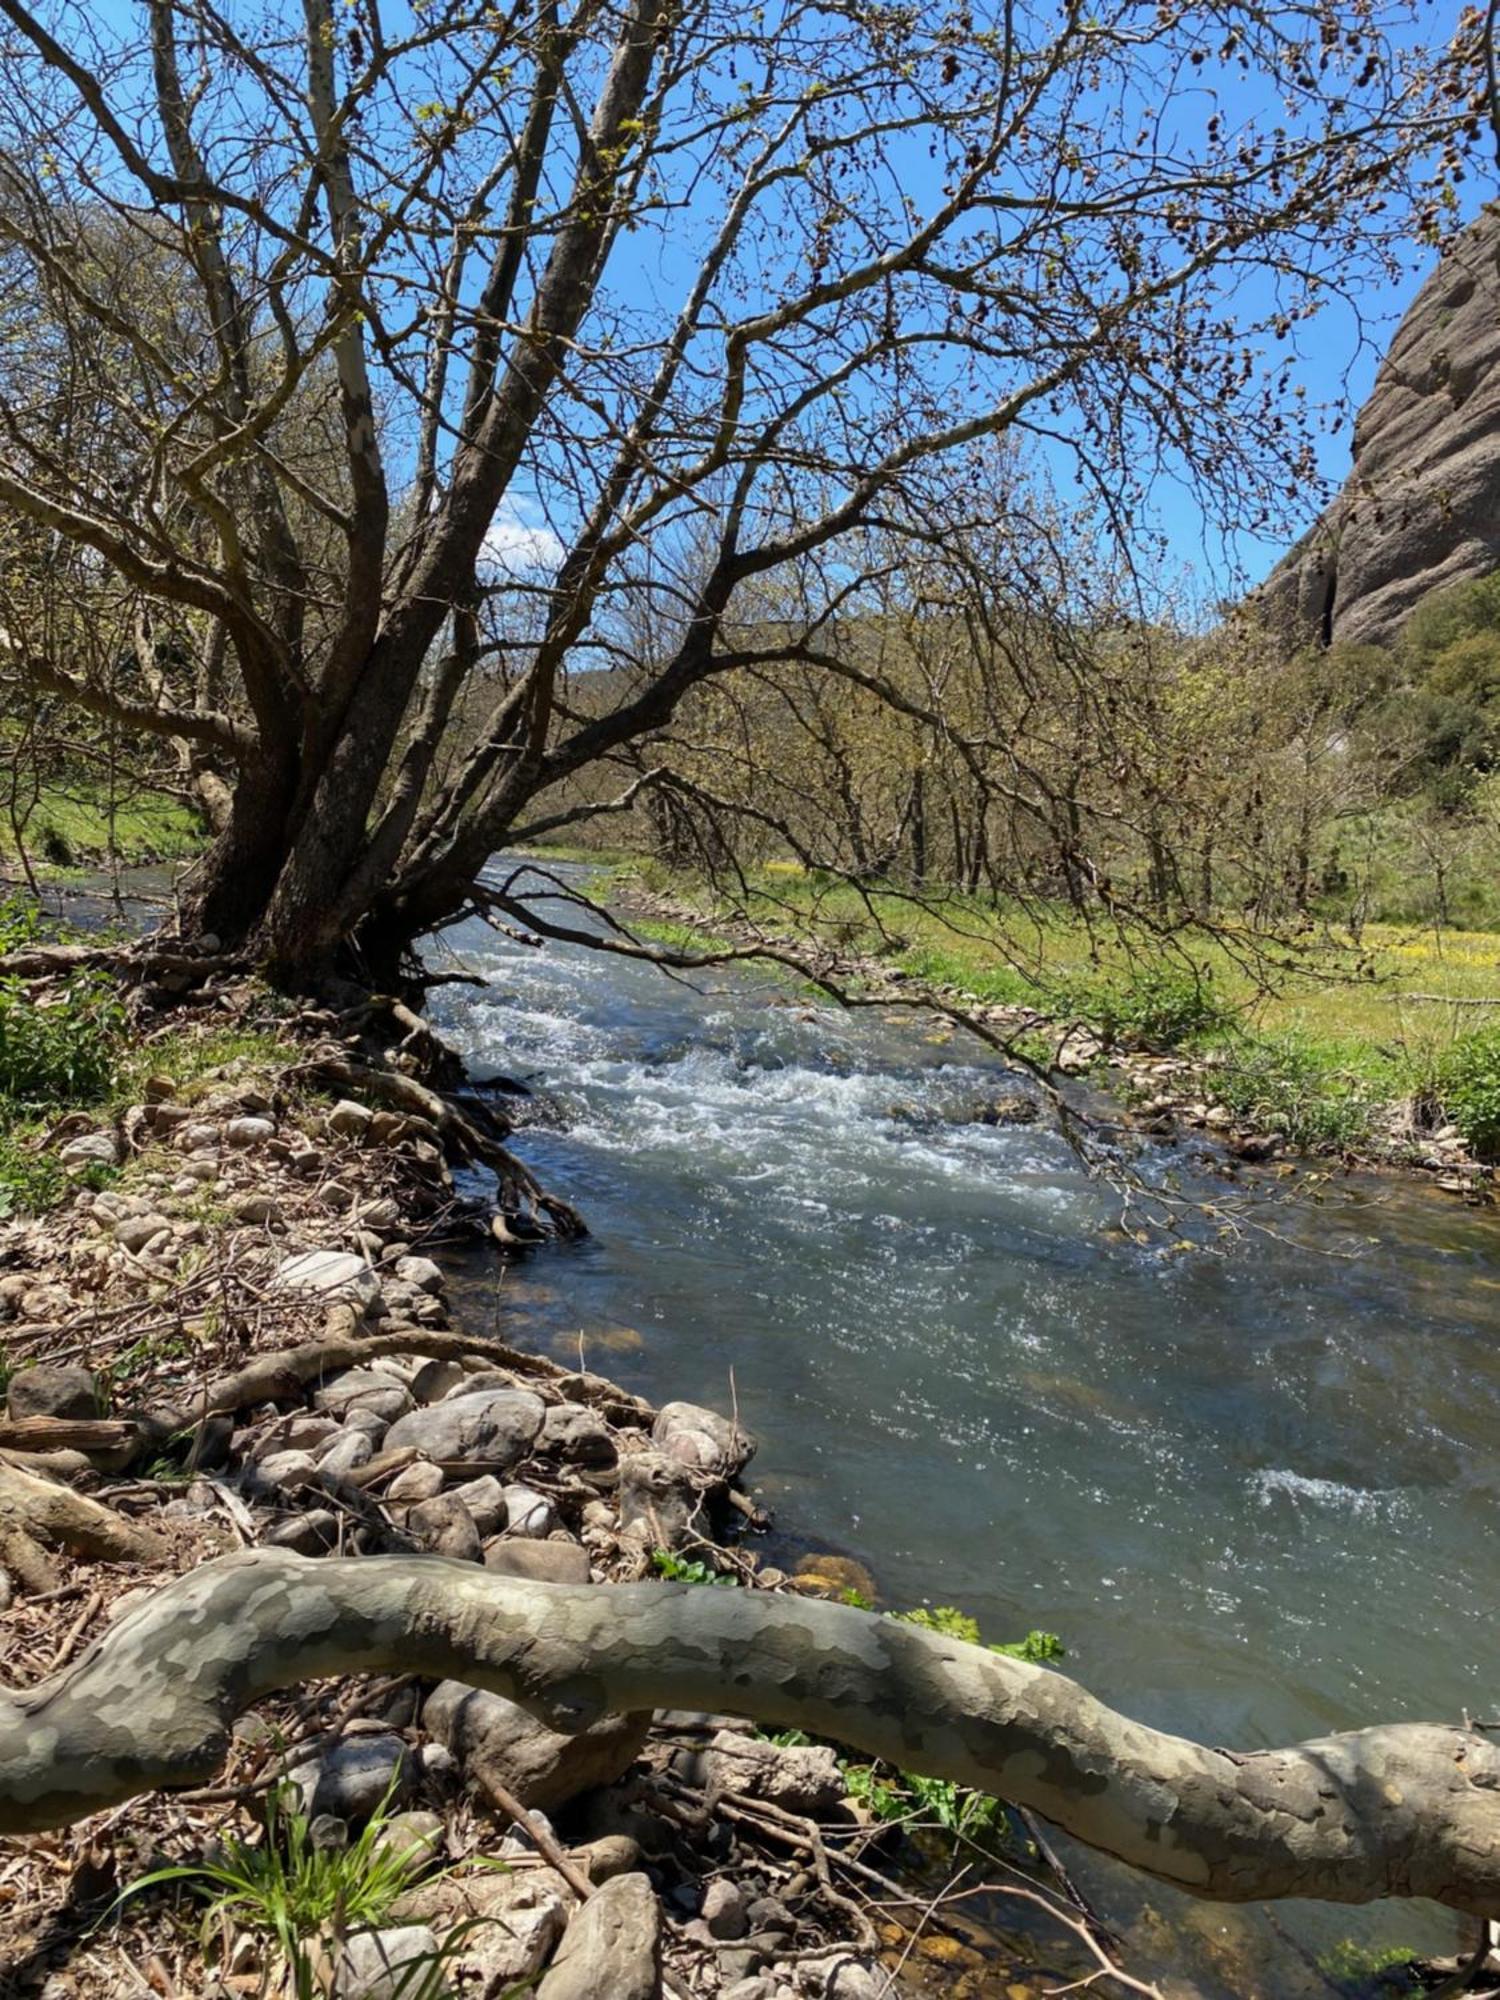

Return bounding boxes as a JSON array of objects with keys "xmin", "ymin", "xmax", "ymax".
[{"xmin": 0, "ymin": 0, "xmax": 1482, "ymax": 986}]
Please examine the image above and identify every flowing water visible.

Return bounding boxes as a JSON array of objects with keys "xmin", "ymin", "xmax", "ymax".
[{"xmin": 430, "ymin": 865, "xmax": 1500, "ymax": 1993}]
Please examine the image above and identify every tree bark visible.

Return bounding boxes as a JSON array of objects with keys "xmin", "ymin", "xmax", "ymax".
[{"xmin": 4, "ymin": 1548, "xmax": 1498, "ymax": 1917}]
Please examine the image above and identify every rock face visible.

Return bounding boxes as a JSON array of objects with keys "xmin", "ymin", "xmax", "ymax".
[{"xmin": 1263, "ymin": 206, "xmax": 1500, "ymax": 649}]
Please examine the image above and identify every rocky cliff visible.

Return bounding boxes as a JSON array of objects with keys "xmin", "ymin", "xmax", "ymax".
[{"xmin": 1262, "ymin": 205, "xmax": 1500, "ymax": 650}]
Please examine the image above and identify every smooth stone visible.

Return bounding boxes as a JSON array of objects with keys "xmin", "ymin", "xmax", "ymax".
[
  {"xmin": 500, "ymin": 1484, "xmax": 555, "ymax": 1538},
  {"xmin": 329, "ymin": 1099, "xmax": 374, "ymax": 1139},
  {"xmin": 446, "ymin": 1474, "xmax": 506, "ymax": 1535},
  {"xmin": 652, "ymin": 1401, "xmax": 754, "ymax": 1480},
  {"xmin": 387, "ymin": 1462, "xmax": 447, "ymax": 1503},
  {"xmin": 383, "ymin": 1388, "xmax": 545, "ymax": 1468},
  {"xmin": 274, "ymin": 1250, "xmax": 381, "ymax": 1312},
  {"xmin": 702, "ymin": 1878, "xmax": 750, "ymax": 1941},
  {"xmin": 313, "ymin": 1370, "xmax": 412, "ymax": 1425},
  {"xmin": 254, "ymin": 1413, "xmax": 342, "ymax": 1458},
  {"xmin": 318, "ymin": 1428, "xmax": 375, "ymax": 1478},
  {"xmin": 373, "ymin": 1810, "xmax": 446, "ymax": 1876},
  {"xmin": 483, "ymin": 1539, "xmax": 591, "ymax": 1585},
  {"xmin": 114, "ymin": 1213, "xmax": 172, "ymax": 1253},
  {"xmin": 7, "ymin": 1364, "xmax": 99, "ymax": 1421},
  {"xmin": 327, "ymin": 1925, "xmax": 449, "ymax": 2000},
  {"xmin": 293, "ymin": 1732, "xmax": 411, "ymax": 1821},
  {"xmin": 254, "ymin": 1449, "xmax": 322, "ymax": 1493},
  {"xmin": 262, "ymin": 1508, "xmax": 339, "ymax": 1554},
  {"xmin": 423, "ymin": 1683, "xmax": 649, "ymax": 1815},
  {"xmin": 225, "ymin": 1116, "xmax": 276, "ymax": 1148},
  {"xmin": 410, "ymin": 1358, "xmax": 466, "ymax": 1405},
  {"xmin": 394, "ymin": 1255, "xmax": 444, "ymax": 1294},
  {"xmin": 58, "ymin": 1132, "xmax": 120, "ymax": 1169},
  {"xmin": 406, "ymin": 1493, "xmax": 483, "ymax": 1562},
  {"xmin": 536, "ymin": 1873, "xmax": 661, "ymax": 2000}
]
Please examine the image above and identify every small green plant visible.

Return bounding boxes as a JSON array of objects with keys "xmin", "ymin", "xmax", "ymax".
[
  {"xmin": 113, "ymin": 1780, "xmax": 453, "ymax": 2000},
  {"xmin": 1317, "ymin": 1937, "xmax": 1421, "ymax": 1995},
  {"xmin": 1208, "ymin": 1032, "xmax": 1389, "ymax": 1150},
  {"xmin": 0, "ymin": 971, "xmax": 124, "ymax": 1107},
  {"xmin": 1046, "ymin": 964, "xmax": 1230, "ymax": 1051},
  {"xmin": 0, "ymin": 893, "xmax": 43, "ymax": 953},
  {"xmin": 894, "ymin": 1604, "xmax": 1065, "ymax": 1663},
  {"xmin": 0, "ymin": 1131, "xmax": 67, "ymax": 1217},
  {"xmin": 1436, "ymin": 1024, "xmax": 1500, "ymax": 1159},
  {"xmin": 650, "ymin": 1548, "xmax": 739, "ymax": 1586}
]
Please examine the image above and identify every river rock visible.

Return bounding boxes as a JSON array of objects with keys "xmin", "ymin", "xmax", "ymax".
[
  {"xmin": 702, "ymin": 1878, "xmax": 750, "ymax": 1940},
  {"xmin": 400, "ymin": 1870, "xmax": 571, "ymax": 1991},
  {"xmin": 395, "ymin": 1255, "xmax": 444, "ymax": 1294},
  {"xmin": 318, "ymin": 1428, "xmax": 375, "ymax": 1479},
  {"xmin": 274, "ymin": 1249, "xmax": 381, "ymax": 1312},
  {"xmin": 447, "ymin": 1474, "xmax": 507, "ymax": 1534},
  {"xmin": 411, "ymin": 1358, "xmax": 466, "ymax": 1403},
  {"xmin": 313, "ymin": 1371, "xmax": 413, "ymax": 1425},
  {"xmin": 58, "ymin": 1131, "xmax": 120, "ymax": 1170},
  {"xmin": 384, "ymin": 1388, "xmax": 545, "ymax": 1467},
  {"xmin": 536, "ymin": 1872, "xmax": 661, "ymax": 2000},
  {"xmin": 500, "ymin": 1483, "xmax": 555, "ymax": 1538},
  {"xmin": 406, "ymin": 1493, "xmax": 483, "ymax": 1562},
  {"xmin": 326, "ymin": 1926, "xmax": 449, "ymax": 2000},
  {"xmin": 617, "ymin": 1448, "xmax": 699, "ymax": 1547},
  {"xmin": 7, "ymin": 1364, "xmax": 99, "ymax": 1421},
  {"xmin": 373, "ymin": 1810, "xmax": 446, "ymax": 1877},
  {"xmin": 483, "ymin": 1538, "xmax": 591, "ymax": 1584},
  {"xmin": 254, "ymin": 1448, "xmax": 322, "ymax": 1494},
  {"xmin": 388, "ymin": 1461, "xmax": 447, "ymax": 1503},
  {"xmin": 423, "ymin": 1683, "xmax": 650, "ymax": 1814},
  {"xmin": 329, "ymin": 1099, "xmax": 374, "ymax": 1141},
  {"xmin": 225, "ymin": 1115, "xmax": 276, "ymax": 1149},
  {"xmin": 539, "ymin": 1403, "xmax": 616, "ymax": 1466},
  {"xmin": 292, "ymin": 1732, "xmax": 412, "ymax": 1821},
  {"xmin": 702, "ymin": 1731, "xmax": 845, "ymax": 1815},
  {"xmin": 263, "ymin": 1508, "xmax": 340, "ymax": 1554},
  {"xmin": 652, "ymin": 1401, "xmax": 753, "ymax": 1480},
  {"xmin": 114, "ymin": 1212, "xmax": 172, "ymax": 1253}
]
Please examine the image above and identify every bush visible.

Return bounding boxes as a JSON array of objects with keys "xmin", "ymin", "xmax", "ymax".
[
  {"xmin": 1048, "ymin": 963, "xmax": 1230, "ymax": 1050},
  {"xmin": 0, "ymin": 972, "xmax": 124, "ymax": 1107},
  {"xmin": 1437, "ymin": 1026, "xmax": 1500, "ymax": 1159},
  {"xmin": 1209, "ymin": 1033, "xmax": 1388, "ymax": 1150}
]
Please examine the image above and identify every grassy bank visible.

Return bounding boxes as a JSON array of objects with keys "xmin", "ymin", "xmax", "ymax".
[
  {"xmin": 526, "ymin": 846, "xmax": 1500, "ymax": 1163},
  {"xmin": 0, "ymin": 783, "xmax": 203, "ymax": 870}
]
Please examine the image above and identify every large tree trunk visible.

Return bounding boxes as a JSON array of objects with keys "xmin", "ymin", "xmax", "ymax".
[{"xmin": 5, "ymin": 1548, "xmax": 1499, "ymax": 1917}]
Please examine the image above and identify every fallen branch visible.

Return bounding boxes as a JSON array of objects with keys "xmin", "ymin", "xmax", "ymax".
[
  {"xmin": 0, "ymin": 1460, "xmax": 168, "ymax": 1579},
  {"xmin": 3, "ymin": 1548, "xmax": 1499, "ymax": 1918}
]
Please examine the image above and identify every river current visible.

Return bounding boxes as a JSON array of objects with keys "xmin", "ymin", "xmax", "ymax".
[{"xmin": 429, "ymin": 865, "xmax": 1500, "ymax": 1993}]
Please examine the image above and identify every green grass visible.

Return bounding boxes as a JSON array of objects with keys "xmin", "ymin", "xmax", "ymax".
[
  {"xmin": 607, "ymin": 855, "xmax": 1500, "ymax": 1157},
  {"xmin": 0, "ymin": 784, "xmax": 203, "ymax": 869}
]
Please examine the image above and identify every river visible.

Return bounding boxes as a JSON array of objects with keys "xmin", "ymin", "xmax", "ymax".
[{"xmin": 429, "ymin": 861, "xmax": 1500, "ymax": 1995}]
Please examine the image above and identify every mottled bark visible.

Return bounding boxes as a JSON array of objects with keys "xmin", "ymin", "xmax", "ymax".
[{"xmin": 3, "ymin": 1549, "xmax": 1497, "ymax": 1916}]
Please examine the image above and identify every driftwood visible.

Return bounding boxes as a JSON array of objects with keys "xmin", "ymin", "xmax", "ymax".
[{"xmin": 2, "ymin": 1547, "xmax": 1499, "ymax": 1917}]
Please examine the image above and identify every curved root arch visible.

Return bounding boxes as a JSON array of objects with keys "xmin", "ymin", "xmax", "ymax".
[{"xmin": 3, "ymin": 1551, "xmax": 1497, "ymax": 1911}]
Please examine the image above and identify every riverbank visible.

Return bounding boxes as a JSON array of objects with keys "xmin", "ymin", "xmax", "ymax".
[
  {"xmin": 583, "ymin": 855, "xmax": 1499, "ymax": 1202},
  {"xmin": 0, "ymin": 966, "xmax": 1142, "ymax": 1999}
]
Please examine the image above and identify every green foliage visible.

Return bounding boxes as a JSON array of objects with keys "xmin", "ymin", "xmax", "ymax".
[
  {"xmin": 1392, "ymin": 576, "xmax": 1500, "ymax": 805},
  {"xmin": 1436, "ymin": 1025, "xmax": 1500, "ymax": 1160},
  {"xmin": 1207, "ymin": 1033, "xmax": 1390, "ymax": 1150},
  {"xmin": 1317, "ymin": 1937, "xmax": 1421, "ymax": 1996},
  {"xmin": 0, "ymin": 893, "xmax": 43, "ymax": 952},
  {"xmin": 650, "ymin": 1548, "xmax": 739, "ymax": 1587},
  {"xmin": 0, "ymin": 1130, "xmax": 67, "ymax": 1218},
  {"xmin": 1046, "ymin": 963, "xmax": 1230, "ymax": 1051},
  {"xmin": 894, "ymin": 1604, "xmax": 1065, "ymax": 1663},
  {"xmin": 113, "ymin": 1780, "xmax": 454, "ymax": 2000},
  {"xmin": 0, "ymin": 971, "xmax": 124, "ymax": 1108}
]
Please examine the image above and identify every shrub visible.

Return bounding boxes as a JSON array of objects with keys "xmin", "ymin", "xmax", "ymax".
[
  {"xmin": 1047, "ymin": 963, "xmax": 1230, "ymax": 1050},
  {"xmin": 0, "ymin": 972, "xmax": 124, "ymax": 1107},
  {"xmin": 1208, "ymin": 1033, "xmax": 1388, "ymax": 1151},
  {"xmin": 1437, "ymin": 1026, "xmax": 1500, "ymax": 1159}
]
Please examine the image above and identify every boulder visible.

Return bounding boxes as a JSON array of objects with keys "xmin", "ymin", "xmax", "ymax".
[
  {"xmin": 7, "ymin": 1364, "xmax": 99, "ymax": 1421},
  {"xmin": 423, "ymin": 1682, "xmax": 649, "ymax": 1814},
  {"xmin": 652, "ymin": 1401, "xmax": 753, "ymax": 1481},
  {"xmin": 383, "ymin": 1388, "xmax": 545, "ymax": 1468},
  {"xmin": 274, "ymin": 1249, "xmax": 381, "ymax": 1313},
  {"xmin": 483, "ymin": 1539, "xmax": 591, "ymax": 1585},
  {"xmin": 536, "ymin": 1873, "xmax": 661, "ymax": 2000}
]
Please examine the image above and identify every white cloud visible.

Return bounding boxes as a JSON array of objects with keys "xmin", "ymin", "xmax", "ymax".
[{"xmin": 480, "ymin": 495, "xmax": 565, "ymax": 576}]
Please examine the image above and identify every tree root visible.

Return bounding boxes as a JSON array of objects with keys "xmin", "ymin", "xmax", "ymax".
[
  {"xmin": 0, "ymin": 1461, "xmax": 168, "ymax": 1586},
  {"xmin": 4, "ymin": 1546, "xmax": 1500, "ymax": 1919},
  {"xmin": 293, "ymin": 1051, "xmax": 586, "ymax": 1240}
]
